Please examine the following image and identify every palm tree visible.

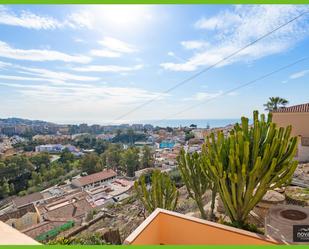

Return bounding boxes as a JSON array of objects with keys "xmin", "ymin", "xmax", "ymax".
[{"xmin": 264, "ymin": 97, "xmax": 289, "ymax": 111}]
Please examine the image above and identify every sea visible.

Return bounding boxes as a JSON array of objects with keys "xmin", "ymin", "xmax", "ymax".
[{"xmin": 139, "ymin": 119, "xmax": 241, "ymax": 129}]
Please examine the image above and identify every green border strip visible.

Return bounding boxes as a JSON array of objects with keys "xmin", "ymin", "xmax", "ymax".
[{"xmin": 0, "ymin": 0, "xmax": 308, "ymax": 4}]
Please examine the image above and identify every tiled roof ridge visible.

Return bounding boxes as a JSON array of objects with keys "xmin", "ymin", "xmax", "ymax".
[{"xmin": 272, "ymin": 103, "xmax": 309, "ymax": 113}]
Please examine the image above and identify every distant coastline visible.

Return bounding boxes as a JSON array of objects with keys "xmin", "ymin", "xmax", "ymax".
[
  {"xmin": 0, "ymin": 117, "xmax": 241, "ymax": 129},
  {"xmin": 139, "ymin": 119, "xmax": 240, "ymax": 128}
]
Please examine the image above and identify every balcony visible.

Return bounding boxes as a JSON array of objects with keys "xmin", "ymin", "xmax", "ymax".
[
  {"xmin": 124, "ymin": 209, "xmax": 279, "ymax": 245},
  {"xmin": 0, "ymin": 221, "xmax": 40, "ymax": 245}
]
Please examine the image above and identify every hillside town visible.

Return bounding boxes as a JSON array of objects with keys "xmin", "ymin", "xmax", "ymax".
[
  {"xmin": 0, "ymin": 117, "xmax": 216, "ymax": 242},
  {"xmin": 0, "ymin": 104, "xmax": 309, "ymax": 244},
  {"xmin": 0, "ymin": 103, "xmax": 309, "ymax": 245}
]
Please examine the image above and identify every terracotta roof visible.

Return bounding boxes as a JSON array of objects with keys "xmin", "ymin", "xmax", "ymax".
[
  {"xmin": 272, "ymin": 103, "xmax": 309, "ymax": 113},
  {"xmin": 13, "ymin": 192, "xmax": 43, "ymax": 208},
  {"xmin": 0, "ymin": 204, "xmax": 37, "ymax": 222},
  {"xmin": 22, "ymin": 220, "xmax": 66, "ymax": 239},
  {"xmin": 72, "ymin": 169, "xmax": 117, "ymax": 187},
  {"xmin": 44, "ymin": 199, "xmax": 92, "ymax": 221}
]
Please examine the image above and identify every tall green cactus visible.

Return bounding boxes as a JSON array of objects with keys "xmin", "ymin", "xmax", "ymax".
[
  {"xmin": 178, "ymin": 150, "xmax": 216, "ymax": 219},
  {"xmin": 134, "ymin": 170, "xmax": 179, "ymax": 213},
  {"xmin": 201, "ymin": 111, "xmax": 298, "ymax": 227}
]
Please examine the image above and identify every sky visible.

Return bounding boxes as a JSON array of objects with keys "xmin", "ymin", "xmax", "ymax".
[{"xmin": 0, "ymin": 4, "xmax": 308, "ymax": 125}]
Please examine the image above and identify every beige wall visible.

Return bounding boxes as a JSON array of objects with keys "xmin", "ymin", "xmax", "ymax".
[
  {"xmin": 272, "ymin": 112, "xmax": 309, "ymax": 137},
  {"xmin": 295, "ymin": 143, "xmax": 309, "ymax": 162},
  {"xmin": 272, "ymin": 112, "xmax": 309, "ymax": 162},
  {"xmin": 5, "ymin": 212, "xmax": 39, "ymax": 231},
  {"xmin": 127, "ymin": 209, "xmax": 277, "ymax": 245}
]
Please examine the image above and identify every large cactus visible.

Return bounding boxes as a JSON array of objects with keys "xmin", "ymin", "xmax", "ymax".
[
  {"xmin": 134, "ymin": 170, "xmax": 179, "ymax": 213},
  {"xmin": 201, "ymin": 111, "xmax": 298, "ymax": 227},
  {"xmin": 178, "ymin": 150, "xmax": 216, "ymax": 219}
]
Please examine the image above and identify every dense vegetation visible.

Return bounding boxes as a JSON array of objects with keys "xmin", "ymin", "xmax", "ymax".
[
  {"xmin": 111, "ymin": 129, "xmax": 147, "ymax": 144},
  {"xmin": 48, "ymin": 233, "xmax": 108, "ymax": 245},
  {"xmin": 0, "ymin": 151, "xmax": 79, "ymax": 199},
  {"xmin": 0, "ymin": 142, "xmax": 154, "ymax": 200}
]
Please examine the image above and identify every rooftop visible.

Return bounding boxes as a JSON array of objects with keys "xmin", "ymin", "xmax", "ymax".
[
  {"xmin": 124, "ymin": 209, "xmax": 279, "ymax": 245},
  {"xmin": 71, "ymin": 169, "xmax": 117, "ymax": 187},
  {"xmin": 272, "ymin": 103, "xmax": 309, "ymax": 113},
  {"xmin": 22, "ymin": 220, "xmax": 66, "ymax": 239},
  {"xmin": 44, "ymin": 198, "xmax": 92, "ymax": 221},
  {"xmin": 0, "ymin": 204, "xmax": 37, "ymax": 222},
  {"xmin": 13, "ymin": 192, "xmax": 43, "ymax": 208}
]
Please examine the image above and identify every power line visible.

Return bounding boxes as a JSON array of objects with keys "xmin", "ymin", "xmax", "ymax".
[
  {"xmin": 112, "ymin": 10, "xmax": 308, "ymax": 123},
  {"xmin": 152, "ymin": 56, "xmax": 309, "ymax": 126}
]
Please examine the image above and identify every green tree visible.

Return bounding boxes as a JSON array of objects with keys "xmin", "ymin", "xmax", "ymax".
[
  {"xmin": 103, "ymin": 144, "xmax": 122, "ymax": 171},
  {"xmin": 29, "ymin": 172, "xmax": 42, "ymax": 186},
  {"xmin": 178, "ymin": 150, "xmax": 216, "ymax": 219},
  {"xmin": 9, "ymin": 183, "xmax": 15, "ymax": 194},
  {"xmin": 59, "ymin": 148, "xmax": 75, "ymax": 164},
  {"xmin": 134, "ymin": 170, "xmax": 179, "ymax": 213},
  {"xmin": 264, "ymin": 97, "xmax": 289, "ymax": 112},
  {"xmin": 112, "ymin": 130, "xmax": 146, "ymax": 144},
  {"xmin": 166, "ymin": 127, "xmax": 173, "ymax": 133},
  {"xmin": 127, "ymin": 128, "xmax": 134, "ymax": 145},
  {"xmin": 141, "ymin": 145, "xmax": 153, "ymax": 169},
  {"xmin": 121, "ymin": 148, "xmax": 139, "ymax": 177},
  {"xmin": 0, "ymin": 161, "xmax": 6, "ymax": 176},
  {"xmin": 185, "ymin": 131, "xmax": 195, "ymax": 141},
  {"xmin": 75, "ymin": 135, "xmax": 96, "ymax": 149},
  {"xmin": 94, "ymin": 140, "xmax": 108, "ymax": 154},
  {"xmin": 5, "ymin": 155, "xmax": 34, "ymax": 176},
  {"xmin": 202, "ymin": 111, "xmax": 298, "ymax": 228},
  {"xmin": 0, "ymin": 178, "xmax": 10, "ymax": 198},
  {"xmin": 80, "ymin": 153, "xmax": 102, "ymax": 174},
  {"xmin": 30, "ymin": 152, "xmax": 50, "ymax": 167}
]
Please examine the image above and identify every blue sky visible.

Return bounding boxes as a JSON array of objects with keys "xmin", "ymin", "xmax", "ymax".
[{"xmin": 0, "ymin": 4, "xmax": 308, "ymax": 124}]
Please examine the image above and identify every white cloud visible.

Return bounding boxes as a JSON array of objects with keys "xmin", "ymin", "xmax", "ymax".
[
  {"xmin": 0, "ymin": 82, "xmax": 161, "ymax": 106},
  {"xmin": 99, "ymin": 37, "xmax": 136, "ymax": 53},
  {"xmin": 0, "ymin": 62, "xmax": 100, "ymax": 84},
  {"xmin": 181, "ymin": 40, "xmax": 210, "ymax": 50},
  {"xmin": 194, "ymin": 11, "xmax": 242, "ymax": 30},
  {"xmin": 66, "ymin": 11, "xmax": 93, "ymax": 29},
  {"xmin": 184, "ymin": 91, "xmax": 223, "ymax": 101},
  {"xmin": 0, "ymin": 80, "xmax": 167, "ymax": 123},
  {"xmin": 227, "ymin": 91, "xmax": 239, "ymax": 96},
  {"xmin": 162, "ymin": 5, "xmax": 309, "ymax": 72},
  {"xmin": 0, "ymin": 5, "xmax": 94, "ymax": 30},
  {"xmin": 73, "ymin": 38, "xmax": 86, "ymax": 43},
  {"xmin": 90, "ymin": 49, "xmax": 122, "ymax": 58},
  {"xmin": 0, "ymin": 75, "xmax": 49, "ymax": 82},
  {"xmin": 72, "ymin": 64, "xmax": 143, "ymax": 73},
  {"xmin": 0, "ymin": 5, "xmax": 62, "ymax": 30},
  {"xmin": 289, "ymin": 69, "xmax": 309, "ymax": 79},
  {"xmin": 0, "ymin": 41, "xmax": 91, "ymax": 63},
  {"xmin": 90, "ymin": 37, "xmax": 137, "ymax": 58},
  {"xmin": 0, "ymin": 60, "xmax": 11, "ymax": 68},
  {"xmin": 69, "ymin": 5, "xmax": 154, "ymax": 32},
  {"xmin": 19, "ymin": 67, "xmax": 100, "ymax": 83}
]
